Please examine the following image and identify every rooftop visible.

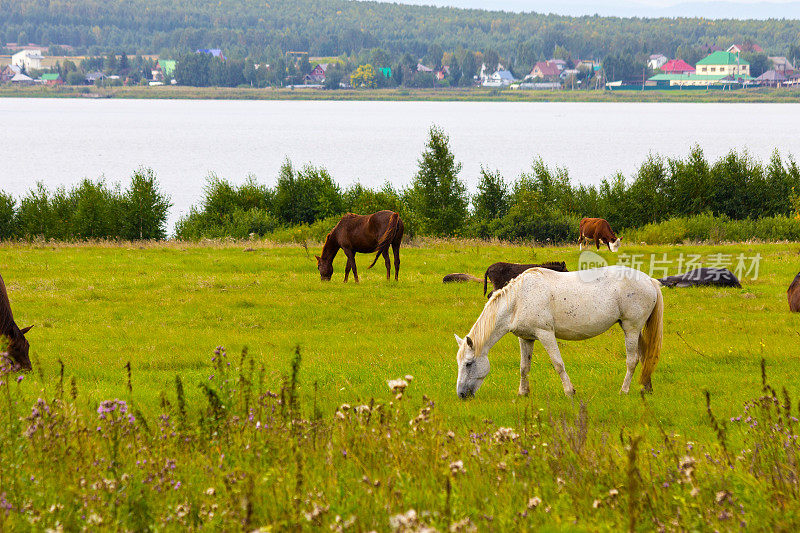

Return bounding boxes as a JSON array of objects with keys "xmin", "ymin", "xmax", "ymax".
[{"xmin": 697, "ymin": 51, "xmax": 749, "ymax": 66}]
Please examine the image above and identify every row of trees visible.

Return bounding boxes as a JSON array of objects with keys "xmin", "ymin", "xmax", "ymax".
[
  {"xmin": 3, "ymin": 128, "xmax": 799, "ymax": 242},
  {"xmin": 0, "ymin": 169, "xmax": 171, "ymax": 240},
  {"xmin": 175, "ymin": 126, "xmax": 800, "ymax": 243}
]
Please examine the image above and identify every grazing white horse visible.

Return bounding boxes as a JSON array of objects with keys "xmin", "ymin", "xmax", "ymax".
[{"xmin": 454, "ymin": 265, "xmax": 663, "ymax": 398}]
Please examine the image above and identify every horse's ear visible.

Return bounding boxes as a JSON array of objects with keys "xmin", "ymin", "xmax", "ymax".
[
  {"xmin": 466, "ymin": 336, "xmax": 474, "ymax": 349},
  {"xmin": 454, "ymin": 334, "xmax": 463, "ymax": 346},
  {"xmin": 19, "ymin": 325, "xmax": 33, "ymax": 335}
]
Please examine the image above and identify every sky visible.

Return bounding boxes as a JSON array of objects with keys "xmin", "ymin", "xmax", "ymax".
[{"xmin": 372, "ymin": 0, "xmax": 800, "ymax": 19}]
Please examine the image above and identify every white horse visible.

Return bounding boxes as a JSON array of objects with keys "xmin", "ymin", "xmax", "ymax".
[{"xmin": 454, "ymin": 265, "xmax": 663, "ymax": 398}]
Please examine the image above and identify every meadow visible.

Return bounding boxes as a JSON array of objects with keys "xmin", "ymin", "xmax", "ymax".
[{"xmin": 1, "ymin": 239, "xmax": 799, "ymax": 530}]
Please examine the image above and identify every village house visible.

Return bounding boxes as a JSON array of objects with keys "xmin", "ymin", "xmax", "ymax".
[
  {"xmin": 660, "ymin": 59, "xmax": 695, "ymax": 74},
  {"xmin": 12, "ymin": 49, "xmax": 44, "ymax": 71},
  {"xmin": 648, "ymin": 54, "xmax": 668, "ymax": 70},
  {"xmin": 528, "ymin": 61, "xmax": 561, "ymax": 81},
  {"xmin": 756, "ymin": 69, "xmax": 787, "ymax": 87},
  {"xmin": 482, "ymin": 69, "xmax": 515, "ymax": 87},
  {"xmin": 695, "ymin": 51, "xmax": 749, "ymax": 77},
  {"xmin": 435, "ymin": 65, "xmax": 450, "ymax": 80},
  {"xmin": 769, "ymin": 56, "xmax": 795, "ymax": 73},
  {"xmin": 9, "ymin": 72, "xmax": 34, "ymax": 85},
  {"xmin": 196, "ymin": 49, "xmax": 226, "ymax": 60},
  {"xmin": 1, "ymin": 64, "xmax": 21, "ymax": 82},
  {"xmin": 85, "ymin": 71, "xmax": 105, "ymax": 84},
  {"xmin": 416, "ymin": 63, "xmax": 434, "ymax": 73},
  {"xmin": 305, "ymin": 63, "xmax": 328, "ymax": 83},
  {"xmin": 728, "ymin": 43, "xmax": 763, "ymax": 55},
  {"xmin": 40, "ymin": 72, "xmax": 62, "ymax": 85}
]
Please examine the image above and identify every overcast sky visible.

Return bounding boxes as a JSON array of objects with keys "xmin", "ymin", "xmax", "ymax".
[{"xmin": 372, "ymin": 0, "xmax": 800, "ymax": 19}]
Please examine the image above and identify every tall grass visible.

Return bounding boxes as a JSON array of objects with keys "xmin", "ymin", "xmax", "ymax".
[{"xmin": 2, "ymin": 349, "xmax": 799, "ymax": 530}]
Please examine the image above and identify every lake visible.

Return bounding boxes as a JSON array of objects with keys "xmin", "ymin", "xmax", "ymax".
[{"xmin": 2, "ymin": 98, "xmax": 800, "ymax": 231}]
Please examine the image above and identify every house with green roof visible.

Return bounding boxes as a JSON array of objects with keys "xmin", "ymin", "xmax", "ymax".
[
  {"xmin": 40, "ymin": 72, "xmax": 63, "ymax": 85},
  {"xmin": 695, "ymin": 51, "xmax": 750, "ymax": 78}
]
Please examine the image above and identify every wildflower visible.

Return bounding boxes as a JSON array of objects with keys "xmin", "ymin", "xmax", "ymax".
[
  {"xmin": 493, "ymin": 427, "xmax": 519, "ymax": 442},
  {"xmin": 608, "ymin": 488, "xmax": 619, "ymax": 497},
  {"xmin": 449, "ymin": 460, "xmax": 465, "ymax": 474},
  {"xmin": 448, "ymin": 517, "xmax": 476, "ymax": 533},
  {"xmin": 335, "ymin": 411, "xmax": 346, "ymax": 420},
  {"xmin": 174, "ymin": 481, "xmax": 181, "ymax": 490},
  {"xmin": 715, "ymin": 490, "xmax": 731, "ymax": 504},
  {"xmin": 387, "ymin": 378, "xmax": 409, "ymax": 393},
  {"xmin": 404, "ymin": 375, "xmax": 414, "ymax": 382},
  {"xmin": 339, "ymin": 403, "xmax": 351, "ymax": 412},
  {"xmin": 446, "ymin": 430, "xmax": 455, "ymax": 439},
  {"xmin": 86, "ymin": 513, "xmax": 103, "ymax": 525},
  {"xmin": 496, "ymin": 461, "xmax": 507, "ymax": 471},
  {"xmin": 205, "ymin": 487, "xmax": 215, "ymax": 496},
  {"xmin": 592, "ymin": 499, "xmax": 601, "ymax": 509},
  {"xmin": 690, "ymin": 487, "xmax": 700, "ymax": 497},
  {"xmin": 527, "ymin": 497, "xmax": 542, "ymax": 509},
  {"xmin": 556, "ymin": 477, "xmax": 565, "ymax": 486},
  {"xmin": 16, "ymin": 375, "xmax": 23, "ymax": 383}
]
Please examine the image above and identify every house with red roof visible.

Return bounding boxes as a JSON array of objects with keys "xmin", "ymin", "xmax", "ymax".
[
  {"xmin": 528, "ymin": 61, "xmax": 561, "ymax": 80},
  {"xmin": 660, "ymin": 59, "xmax": 695, "ymax": 74}
]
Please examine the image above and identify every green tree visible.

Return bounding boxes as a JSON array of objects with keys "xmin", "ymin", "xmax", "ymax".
[
  {"xmin": 473, "ymin": 167, "xmax": 509, "ymax": 222},
  {"xmin": 350, "ymin": 64, "xmax": 377, "ymax": 88},
  {"xmin": 407, "ymin": 126, "xmax": 468, "ymax": 236},
  {"xmin": 0, "ymin": 191, "xmax": 15, "ymax": 240},
  {"xmin": 120, "ymin": 168, "xmax": 172, "ymax": 240}
]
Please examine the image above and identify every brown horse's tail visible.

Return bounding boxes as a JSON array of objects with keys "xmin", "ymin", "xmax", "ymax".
[
  {"xmin": 368, "ymin": 212, "xmax": 400, "ymax": 269},
  {"xmin": 638, "ymin": 279, "xmax": 664, "ymax": 391}
]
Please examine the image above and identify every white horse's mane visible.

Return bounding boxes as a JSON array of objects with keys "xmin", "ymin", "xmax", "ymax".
[{"xmin": 467, "ymin": 268, "xmax": 545, "ymax": 354}]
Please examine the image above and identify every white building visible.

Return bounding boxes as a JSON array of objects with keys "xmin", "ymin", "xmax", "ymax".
[
  {"xmin": 12, "ymin": 50, "xmax": 44, "ymax": 71},
  {"xmin": 483, "ymin": 69, "xmax": 516, "ymax": 87},
  {"xmin": 648, "ymin": 54, "xmax": 668, "ymax": 70}
]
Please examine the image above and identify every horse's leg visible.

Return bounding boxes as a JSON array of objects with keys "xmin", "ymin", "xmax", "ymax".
[
  {"xmin": 594, "ymin": 236, "xmax": 601, "ymax": 250},
  {"xmin": 343, "ymin": 256, "xmax": 352, "ymax": 282},
  {"xmin": 382, "ymin": 249, "xmax": 391, "ymax": 280},
  {"xmin": 392, "ymin": 242, "xmax": 400, "ymax": 281},
  {"xmin": 349, "ymin": 251, "xmax": 359, "ymax": 283},
  {"xmin": 518, "ymin": 338, "xmax": 535, "ymax": 396},
  {"xmin": 620, "ymin": 327, "xmax": 641, "ymax": 394},
  {"xmin": 579, "ymin": 234, "xmax": 584, "ymax": 251},
  {"xmin": 537, "ymin": 331, "xmax": 575, "ymax": 396}
]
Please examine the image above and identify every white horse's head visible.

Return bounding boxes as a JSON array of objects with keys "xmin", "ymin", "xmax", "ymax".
[
  {"xmin": 609, "ymin": 238, "xmax": 622, "ymax": 253},
  {"xmin": 454, "ymin": 334, "xmax": 490, "ymax": 398}
]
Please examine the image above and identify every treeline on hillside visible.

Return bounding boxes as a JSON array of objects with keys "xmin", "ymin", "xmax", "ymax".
[
  {"xmin": 4, "ymin": 0, "xmax": 800, "ymax": 79},
  {"xmin": 175, "ymin": 126, "xmax": 800, "ymax": 243},
  {"xmin": 0, "ymin": 169, "xmax": 171, "ymax": 240}
]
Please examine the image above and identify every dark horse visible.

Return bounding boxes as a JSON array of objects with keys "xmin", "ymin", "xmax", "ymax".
[
  {"xmin": 484, "ymin": 261, "xmax": 569, "ymax": 298},
  {"xmin": 0, "ymin": 273, "xmax": 32, "ymax": 371},
  {"xmin": 316, "ymin": 211, "xmax": 404, "ymax": 282}
]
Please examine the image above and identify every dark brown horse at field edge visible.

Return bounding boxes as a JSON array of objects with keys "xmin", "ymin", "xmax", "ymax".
[
  {"xmin": 316, "ymin": 210, "xmax": 404, "ymax": 282},
  {"xmin": 0, "ymin": 273, "xmax": 33, "ymax": 371}
]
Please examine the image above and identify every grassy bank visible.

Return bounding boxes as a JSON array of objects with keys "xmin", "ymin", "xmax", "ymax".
[
  {"xmin": 1, "ymin": 240, "xmax": 799, "ymax": 528},
  {"xmin": 4, "ymin": 84, "xmax": 800, "ymax": 102}
]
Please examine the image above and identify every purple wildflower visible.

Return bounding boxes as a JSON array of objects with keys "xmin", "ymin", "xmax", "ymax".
[{"xmin": 16, "ymin": 375, "xmax": 23, "ymax": 383}]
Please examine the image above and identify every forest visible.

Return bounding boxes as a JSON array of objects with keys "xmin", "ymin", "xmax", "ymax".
[{"xmin": 3, "ymin": 0, "xmax": 800, "ymax": 80}]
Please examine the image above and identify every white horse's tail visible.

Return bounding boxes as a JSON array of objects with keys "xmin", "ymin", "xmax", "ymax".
[{"xmin": 638, "ymin": 279, "xmax": 663, "ymax": 391}]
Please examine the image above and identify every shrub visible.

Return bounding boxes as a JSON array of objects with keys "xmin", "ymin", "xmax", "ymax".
[
  {"xmin": 120, "ymin": 168, "xmax": 172, "ymax": 240},
  {"xmin": 0, "ymin": 191, "xmax": 15, "ymax": 240}
]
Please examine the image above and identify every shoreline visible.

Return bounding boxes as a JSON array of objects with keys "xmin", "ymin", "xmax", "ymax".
[{"xmin": 3, "ymin": 85, "xmax": 800, "ymax": 103}]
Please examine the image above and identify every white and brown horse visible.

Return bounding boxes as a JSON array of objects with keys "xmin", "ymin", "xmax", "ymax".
[
  {"xmin": 454, "ymin": 266, "xmax": 663, "ymax": 398},
  {"xmin": 579, "ymin": 217, "xmax": 621, "ymax": 252}
]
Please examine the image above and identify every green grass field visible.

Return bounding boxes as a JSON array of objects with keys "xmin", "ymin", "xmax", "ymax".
[
  {"xmin": 2, "ymin": 240, "xmax": 799, "ymax": 529},
  {"xmin": 3, "ymin": 240, "xmax": 797, "ymax": 431}
]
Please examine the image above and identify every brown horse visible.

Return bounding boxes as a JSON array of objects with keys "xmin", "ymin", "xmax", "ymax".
[
  {"xmin": 789, "ymin": 272, "xmax": 800, "ymax": 312},
  {"xmin": 0, "ymin": 273, "xmax": 32, "ymax": 371},
  {"xmin": 579, "ymin": 217, "xmax": 621, "ymax": 252},
  {"xmin": 483, "ymin": 261, "xmax": 568, "ymax": 298},
  {"xmin": 316, "ymin": 211, "xmax": 404, "ymax": 282}
]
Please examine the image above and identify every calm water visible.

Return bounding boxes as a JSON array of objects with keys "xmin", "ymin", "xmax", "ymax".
[{"xmin": 2, "ymin": 98, "xmax": 800, "ymax": 231}]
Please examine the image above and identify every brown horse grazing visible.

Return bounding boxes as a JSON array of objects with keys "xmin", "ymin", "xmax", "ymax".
[
  {"xmin": 0, "ymin": 274, "xmax": 33, "ymax": 371},
  {"xmin": 789, "ymin": 272, "xmax": 800, "ymax": 312},
  {"xmin": 579, "ymin": 217, "xmax": 621, "ymax": 252},
  {"xmin": 484, "ymin": 261, "xmax": 568, "ymax": 298},
  {"xmin": 316, "ymin": 210, "xmax": 404, "ymax": 282}
]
